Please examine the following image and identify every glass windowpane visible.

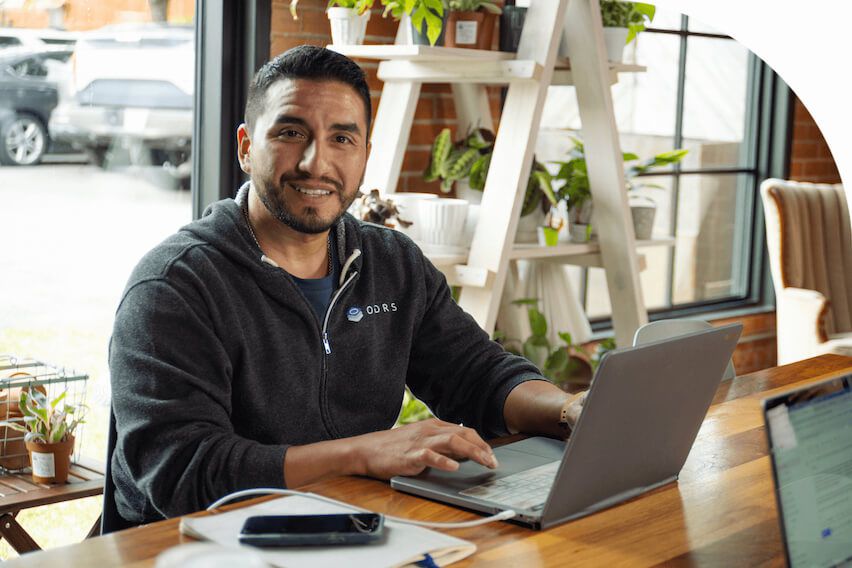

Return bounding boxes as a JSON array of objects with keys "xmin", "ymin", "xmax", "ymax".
[
  {"xmin": 681, "ymin": 37, "xmax": 750, "ymax": 169},
  {"xmin": 672, "ymin": 173, "xmax": 752, "ymax": 304}
]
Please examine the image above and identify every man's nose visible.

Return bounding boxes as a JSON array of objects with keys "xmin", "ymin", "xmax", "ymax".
[{"xmin": 298, "ymin": 139, "xmax": 331, "ymax": 177}]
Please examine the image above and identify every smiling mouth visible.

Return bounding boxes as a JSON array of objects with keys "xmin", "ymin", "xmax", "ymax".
[{"xmin": 291, "ymin": 184, "xmax": 334, "ymax": 197}]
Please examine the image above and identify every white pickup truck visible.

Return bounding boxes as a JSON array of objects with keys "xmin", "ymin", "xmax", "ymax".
[{"xmin": 49, "ymin": 23, "xmax": 194, "ymax": 186}]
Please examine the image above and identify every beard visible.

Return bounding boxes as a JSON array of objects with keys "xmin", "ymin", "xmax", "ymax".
[{"xmin": 255, "ymin": 172, "xmax": 359, "ymax": 235}]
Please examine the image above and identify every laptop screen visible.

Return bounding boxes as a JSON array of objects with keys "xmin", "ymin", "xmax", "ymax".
[{"xmin": 765, "ymin": 374, "xmax": 852, "ymax": 568}]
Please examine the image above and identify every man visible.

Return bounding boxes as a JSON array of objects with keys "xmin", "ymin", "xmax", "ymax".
[{"xmin": 109, "ymin": 45, "xmax": 584, "ymax": 525}]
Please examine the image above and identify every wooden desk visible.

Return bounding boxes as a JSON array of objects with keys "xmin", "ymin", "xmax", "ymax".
[
  {"xmin": 6, "ymin": 354, "xmax": 851, "ymax": 567},
  {"xmin": 0, "ymin": 458, "xmax": 104, "ymax": 554}
]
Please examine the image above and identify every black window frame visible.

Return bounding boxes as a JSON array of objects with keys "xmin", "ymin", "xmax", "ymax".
[
  {"xmin": 586, "ymin": 15, "xmax": 791, "ymax": 332},
  {"xmin": 192, "ymin": 0, "xmax": 270, "ymax": 219}
]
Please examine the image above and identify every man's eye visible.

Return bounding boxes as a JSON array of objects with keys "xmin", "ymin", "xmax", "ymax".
[
  {"xmin": 282, "ymin": 130, "xmax": 303, "ymax": 138},
  {"xmin": 336, "ymin": 135, "xmax": 352, "ymax": 144}
]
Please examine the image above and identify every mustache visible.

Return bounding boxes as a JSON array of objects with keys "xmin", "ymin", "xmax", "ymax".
[{"xmin": 280, "ymin": 173, "xmax": 343, "ymax": 194}]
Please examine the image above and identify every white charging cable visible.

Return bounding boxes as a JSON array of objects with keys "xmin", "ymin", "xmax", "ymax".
[{"xmin": 206, "ymin": 488, "xmax": 517, "ymax": 529}]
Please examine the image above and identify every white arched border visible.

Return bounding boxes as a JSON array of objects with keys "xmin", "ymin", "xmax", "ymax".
[{"xmin": 653, "ymin": 0, "xmax": 851, "ymax": 195}]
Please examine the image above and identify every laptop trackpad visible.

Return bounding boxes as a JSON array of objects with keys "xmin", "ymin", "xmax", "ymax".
[{"xmin": 402, "ymin": 436, "xmax": 565, "ymax": 493}]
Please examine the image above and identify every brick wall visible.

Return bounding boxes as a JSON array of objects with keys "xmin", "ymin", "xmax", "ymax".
[
  {"xmin": 789, "ymin": 96, "xmax": 842, "ymax": 184},
  {"xmin": 270, "ymin": 0, "xmax": 502, "ymax": 195}
]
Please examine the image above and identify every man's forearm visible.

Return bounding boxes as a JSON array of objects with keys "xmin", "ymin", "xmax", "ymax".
[
  {"xmin": 503, "ymin": 380, "xmax": 574, "ymax": 438},
  {"xmin": 283, "ymin": 438, "xmax": 364, "ymax": 488}
]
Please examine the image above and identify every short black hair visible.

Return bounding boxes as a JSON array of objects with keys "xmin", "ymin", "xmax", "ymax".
[{"xmin": 244, "ymin": 45, "xmax": 372, "ymax": 139}]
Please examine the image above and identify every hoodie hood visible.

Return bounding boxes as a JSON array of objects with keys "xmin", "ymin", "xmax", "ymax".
[{"xmin": 180, "ymin": 182, "xmax": 363, "ymax": 287}]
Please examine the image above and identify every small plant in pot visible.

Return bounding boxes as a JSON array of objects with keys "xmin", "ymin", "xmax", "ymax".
[
  {"xmin": 552, "ymin": 137, "xmax": 687, "ymax": 241},
  {"xmin": 552, "ymin": 139, "xmax": 594, "ymax": 242},
  {"xmin": 425, "ymin": 127, "xmax": 559, "ymax": 243},
  {"xmin": 444, "ymin": 0, "xmax": 502, "ymax": 50},
  {"xmin": 0, "ymin": 390, "xmax": 86, "ymax": 484},
  {"xmin": 383, "ymin": 0, "xmax": 448, "ymax": 46},
  {"xmin": 624, "ymin": 147, "xmax": 688, "ymax": 240},
  {"xmin": 599, "ymin": 1, "xmax": 655, "ymax": 62},
  {"xmin": 325, "ymin": 0, "xmax": 375, "ymax": 45}
]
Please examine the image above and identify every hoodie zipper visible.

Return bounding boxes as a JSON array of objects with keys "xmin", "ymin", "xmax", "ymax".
[
  {"xmin": 321, "ymin": 270, "xmax": 357, "ymax": 354},
  {"xmin": 318, "ymin": 249, "xmax": 360, "ymax": 438}
]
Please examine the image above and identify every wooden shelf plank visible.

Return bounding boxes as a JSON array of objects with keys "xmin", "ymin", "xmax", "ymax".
[
  {"xmin": 509, "ymin": 237, "xmax": 675, "ymax": 260},
  {"xmin": 421, "ymin": 237, "xmax": 675, "ymax": 284},
  {"xmin": 378, "ymin": 59, "xmax": 542, "ymax": 84},
  {"xmin": 328, "ymin": 44, "xmax": 516, "ymax": 62}
]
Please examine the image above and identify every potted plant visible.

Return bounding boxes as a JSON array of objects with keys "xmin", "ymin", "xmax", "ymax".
[
  {"xmin": 599, "ymin": 1, "xmax": 655, "ymax": 62},
  {"xmin": 424, "ymin": 127, "xmax": 559, "ymax": 243},
  {"xmin": 444, "ymin": 0, "xmax": 502, "ymax": 50},
  {"xmin": 552, "ymin": 137, "xmax": 687, "ymax": 242},
  {"xmin": 624, "ymin": 147, "xmax": 688, "ymax": 239},
  {"xmin": 324, "ymin": 0, "xmax": 375, "ymax": 45},
  {"xmin": 552, "ymin": 139, "xmax": 594, "ymax": 242},
  {"xmin": 385, "ymin": 0, "xmax": 448, "ymax": 46},
  {"xmin": 1, "ymin": 389, "xmax": 86, "ymax": 484},
  {"xmin": 496, "ymin": 298, "xmax": 593, "ymax": 393}
]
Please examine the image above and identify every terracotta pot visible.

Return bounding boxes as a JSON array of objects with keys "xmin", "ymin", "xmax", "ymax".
[
  {"xmin": 445, "ymin": 11, "xmax": 498, "ymax": 50},
  {"xmin": 25, "ymin": 435, "xmax": 74, "ymax": 484}
]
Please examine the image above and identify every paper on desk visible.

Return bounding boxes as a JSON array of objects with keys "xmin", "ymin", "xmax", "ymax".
[{"xmin": 179, "ymin": 495, "xmax": 476, "ymax": 568}]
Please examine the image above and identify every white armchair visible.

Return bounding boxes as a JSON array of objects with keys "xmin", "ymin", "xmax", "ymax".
[{"xmin": 760, "ymin": 178, "xmax": 852, "ymax": 364}]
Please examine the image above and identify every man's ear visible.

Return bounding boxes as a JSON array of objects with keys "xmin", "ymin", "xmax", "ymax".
[{"xmin": 237, "ymin": 123, "xmax": 252, "ymax": 174}]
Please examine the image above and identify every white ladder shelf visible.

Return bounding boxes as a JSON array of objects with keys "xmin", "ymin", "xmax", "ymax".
[{"xmin": 332, "ymin": 0, "xmax": 649, "ymax": 346}]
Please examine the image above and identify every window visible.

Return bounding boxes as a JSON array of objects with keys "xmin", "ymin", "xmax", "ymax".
[
  {"xmin": 0, "ymin": 3, "xmax": 196, "ymax": 557},
  {"xmin": 537, "ymin": 10, "xmax": 788, "ymax": 328}
]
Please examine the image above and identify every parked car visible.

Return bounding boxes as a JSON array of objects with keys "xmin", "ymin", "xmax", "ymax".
[
  {"xmin": 0, "ymin": 46, "xmax": 73, "ymax": 166},
  {"xmin": 49, "ymin": 23, "xmax": 194, "ymax": 186},
  {"xmin": 0, "ymin": 27, "xmax": 78, "ymax": 51}
]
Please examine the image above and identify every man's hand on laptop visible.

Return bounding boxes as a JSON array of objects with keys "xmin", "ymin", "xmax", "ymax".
[{"xmin": 352, "ymin": 418, "xmax": 499, "ymax": 479}]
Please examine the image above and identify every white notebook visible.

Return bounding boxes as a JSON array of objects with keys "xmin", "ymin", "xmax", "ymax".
[{"xmin": 178, "ymin": 494, "xmax": 476, "ymax": 568}]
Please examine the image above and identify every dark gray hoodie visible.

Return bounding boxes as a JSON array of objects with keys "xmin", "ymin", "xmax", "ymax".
[{"xmin": 109, "ymin": 186, "xmax": 544, "ymax": 523}]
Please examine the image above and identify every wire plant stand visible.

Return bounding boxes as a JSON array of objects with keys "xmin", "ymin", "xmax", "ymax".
[{"xmin": 0, "ymin": 355, "xmax": 89, "ymax": 474}]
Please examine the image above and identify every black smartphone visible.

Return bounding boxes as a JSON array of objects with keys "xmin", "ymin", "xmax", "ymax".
[{"xmin": 238, "ymin": 513, "xmax": 385, "ymax": 547}]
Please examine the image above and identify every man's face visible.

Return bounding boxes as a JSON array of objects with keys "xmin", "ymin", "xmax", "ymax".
[{"xmin": 237, "ymin": 78, "xmax": 370, "ymax": 234}]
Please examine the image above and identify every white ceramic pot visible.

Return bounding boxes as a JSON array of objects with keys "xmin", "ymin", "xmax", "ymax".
[
  {"xmin": 602, "ymin": 27, "xmax": 629, "ymax": 62},
  {"xmin": 418, "ymin": 198, "xmax": 469, "ymax": 246},
  {"xmin": 462, "ymin": 204, "xmax": 481, "ymax": 247},
  {"xmin": 455, "ymin": 179, "xmax": 483, "ymax": 205},
  {"xmin": 327, "ymin": 7, "xmax": 371, "ymax": 46},
  {"xmin": 385, "ymin": 192, "xmax": 438, "ymax": 241}
]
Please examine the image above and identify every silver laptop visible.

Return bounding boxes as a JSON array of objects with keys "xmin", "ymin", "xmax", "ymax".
[
  {"xmin": 764, "ymin": 373, "xmax": 852, "ymax": 568},
  {"xmin": 391, "ymin": 323, "xmax": 742, "ymax": 529}
]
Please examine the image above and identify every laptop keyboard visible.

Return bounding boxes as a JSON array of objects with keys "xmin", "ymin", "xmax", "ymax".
[{"xmin": 459, "ymin": 460, "xmax": 560, "ymax": 511}]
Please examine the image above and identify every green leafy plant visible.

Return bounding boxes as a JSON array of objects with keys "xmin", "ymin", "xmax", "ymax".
[
  {"xmin": 0, "ymin": 390, "xmax": 86, "ymax": 444},
  {"xmin": 326, "ymin": 0, "xmax": 377, "ymax": 12},
  {"xmin": 599, "ymin": 1, "xmax": 655, "ymax": 44},
  {"xmin": 447, "ymin": 0, "xmax": 502, "ymax": 14},
  {"xmin": 552, "ymin": 136, "xmax": 688, "ymax": 213},
  {"xmin": 424, "ymin": 127, "xmax": 494, "ymax": 192},
  {"xmin": 591, "ymin": 337, "xmax": 617, "ymax": 371},
  {"xmin": 497, "ymin": 299, "xmax": 592, "ymax": 389},
  {"xmin": 383, "ymin": 0, "xmax": 446, "ymax": 45},
  {"xmin": 425, "ymin": 128, "xmax": 558, "ymax": 217},
  {"xmin": 289, "ymin": 0, "xmax": 446, "ymax": 46},
  {"xmin": 396, "ymin": 387, "xmax": 434, "ymax": 425}
]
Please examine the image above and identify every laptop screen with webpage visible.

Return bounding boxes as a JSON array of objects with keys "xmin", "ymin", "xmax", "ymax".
[{"xmin": 764, "ymin": 374, "xmax": 852, "ymax": 568}]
